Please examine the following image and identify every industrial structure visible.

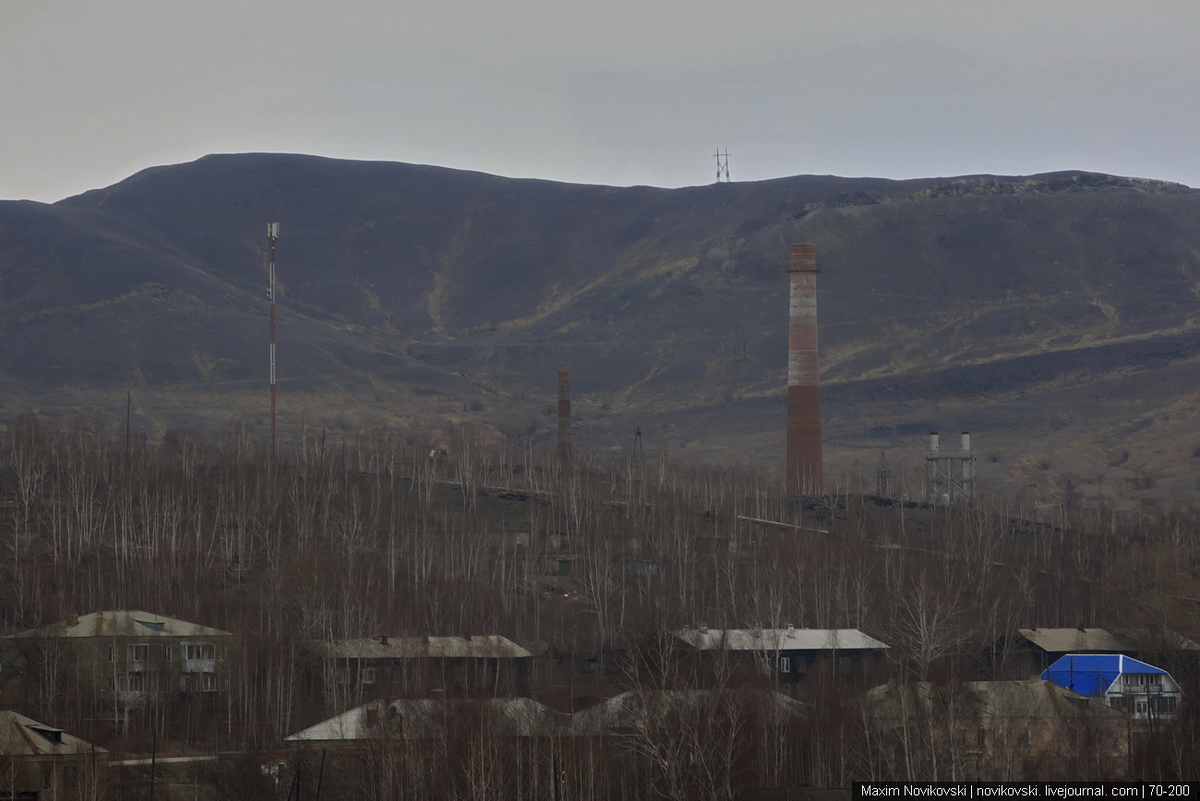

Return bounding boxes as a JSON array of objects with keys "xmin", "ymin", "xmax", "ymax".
[
  {"xmin": 557, "ymin": 369, "xmax": 572, "ymax": 461},
  {"xmin": 267, "ymin": 222, "xmax": 280, "ymax": 450},
  {"xmin": 714, "ymin": 147, "xmax": 730, "ymax": 182},
  {"xmin": 925, "ymin": 431, "xmax": 976, "ymax": 504},
  {"xmin": 785, "ymin": 243, "xmax": 824, "ymax": 495},
  {"xmin": 875, "ymin": 451, "xmax": 894, "ymax": 497}
]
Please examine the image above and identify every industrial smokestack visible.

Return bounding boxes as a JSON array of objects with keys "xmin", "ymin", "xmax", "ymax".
[
  {"xmin": 786, "ymin": 243, "xmax": 823, "ymax": 495},
  {"xmin": 557, "ymin": 369, "xmax": 572, "ymax": 462}
]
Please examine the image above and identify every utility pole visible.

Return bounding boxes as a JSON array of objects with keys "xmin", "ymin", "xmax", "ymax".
[{"xmin": 267, "ymin": 222, "xmax": 280, "ymax": 452}]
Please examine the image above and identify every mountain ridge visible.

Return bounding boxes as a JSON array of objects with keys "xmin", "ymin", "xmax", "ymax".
[{"xmin": 2, "ymin": 153, "xmax": 1199, "ymax": 507}]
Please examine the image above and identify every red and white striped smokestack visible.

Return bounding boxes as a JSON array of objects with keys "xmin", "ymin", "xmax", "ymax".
[
  {"xmin": 786, "ymin": 243, "xmax": 823, "ymax": 495},
  {"xmin": 557, "ymin": 369, "xmax": 572, "ymax": 461}
]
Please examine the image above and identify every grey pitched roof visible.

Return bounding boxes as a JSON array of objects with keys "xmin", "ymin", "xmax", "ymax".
[
  {"xmin": 2, "ymin": 611, "xmax": 233, "ymax": 640},
  {"xmin": 862, "ymin": 679, "xmax": 1127, "ymax": 722},
  {"xmin": 311, "ymin": 635, "xmax": 532, "ymax": 660},
  {"xmin": 1015, "ymin": 628, "xmax": 1131, "ymax": 653},
  {"xmin": 571, "ymin": 689, "xmax": 804, "ymax": 735},
  {"xmin": 285, "ymin": 697, "xmax": 555, "ymax": 741},
  {"xmin": 673, "ymin": 627, "xmax": 888, "ymax": 652},
  {"xmin": 0, "ymin": 711, "xmax": 108, "ymax": 756}
]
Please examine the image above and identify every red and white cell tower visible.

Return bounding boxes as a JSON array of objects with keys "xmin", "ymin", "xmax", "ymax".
[{"xmin": 267, "ymin": 222, "xmax": 279, "ymax": 450}]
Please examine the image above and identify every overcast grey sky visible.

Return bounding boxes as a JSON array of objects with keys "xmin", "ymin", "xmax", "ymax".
[{"xmin": 3, "ymin": 0, "xmax": 1198, "ymax": 202}]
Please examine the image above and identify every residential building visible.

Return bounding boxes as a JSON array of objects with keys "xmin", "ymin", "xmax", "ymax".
[
  {"xmin": 0, "ymin": 710, "xmax": 107, "ymax": 799},
  {"xmin": 861, "ymin": 679, "xmax": 1129, "ymax": 781},
  {"xmin": 985, "ymin": 627, "xmax": 1199, "ymax": 678},
  {"xmin": 0, "ymin": 611, "xmax": 236, "ymax": 711},
  {"xmin": 570, "ymin": 689, "xmax": 805, "ymax": 798},
  {"xmin": 285, "ymin": 697, "xmax": 557, "ymax": 743},
  {"xmin": 284, "ymin": 698, "xmax": 561, "ymax": 799},
  {"xmin": 570, "ymin": 689, "xmax": 803, "ymax": 737},
  {"xmin": 1041, "ymin": 654, "xmax": 1182, "ymax": 720},
  {"xmin": 308, "ymin": 635, "xmax": 532, "ymax": 700},
  {"xmin": 672, "ymin": 626, "xmax": 889, "ymax": 687}
]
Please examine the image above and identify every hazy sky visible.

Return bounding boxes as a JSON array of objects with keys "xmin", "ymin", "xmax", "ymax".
[{"xmin": 3, "ymin": 0, "xmax": 1198, "ymax": 202}]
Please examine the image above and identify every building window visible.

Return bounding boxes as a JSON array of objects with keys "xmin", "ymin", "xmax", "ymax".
[
  {"xmin": 162, "ymin": 645, "xmax": 174, "ymax": 662},
  {"xmin": 837, "ymin": 656, "xmax": 852, "ymax": 674},
  {"xmin": 108, "ymin": 645, "xmax": 117, "ymax": 663},
  {"xmin": 201, "ymin": 673, "xmax": 219, "ymax": 692},
  {"xmin": 335, "ymin": 668, "xmax": 350, "ymax": 685},
  {"xmin": 183, "ymin": 643, "xmax": 215, "ymax": 660},
  {"xmin": 129, "ymin": 643, "xmax": 149, "ymax": 662},
  {"xmin": 362, "ymin": 667, "xmax": 377, "ymax": 685},
  {"xmin": 779, "ymin": 657, "xmax": 791, "ymax": 674}
]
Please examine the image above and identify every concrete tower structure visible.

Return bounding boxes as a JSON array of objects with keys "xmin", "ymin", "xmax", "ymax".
[{"xmin": 786, "ymin": 243, "xmax": 823, "ymax": 495}]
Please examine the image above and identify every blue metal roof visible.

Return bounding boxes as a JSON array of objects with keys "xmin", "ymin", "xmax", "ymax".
[{"xmin": 1040, "ymin": 653, "xmax": 1166, "ymax": 696}]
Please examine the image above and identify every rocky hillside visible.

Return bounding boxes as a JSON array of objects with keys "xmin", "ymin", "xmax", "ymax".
[{"xmin": 2, "ymin": 154, "xmax": 1198, "ymax": 507}]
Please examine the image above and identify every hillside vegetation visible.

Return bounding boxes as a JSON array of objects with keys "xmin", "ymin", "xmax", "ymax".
[{"xmin": 1, "ymin": 156, "xmax": 1199, "ymax": 506}]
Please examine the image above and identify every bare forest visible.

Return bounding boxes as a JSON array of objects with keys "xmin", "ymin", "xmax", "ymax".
[{"xmin": 1, "ymin": 414, "xmax": 1199, "ymax": 799}]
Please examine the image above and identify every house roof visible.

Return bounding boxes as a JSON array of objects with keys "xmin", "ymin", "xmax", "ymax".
[
  {"xmin": 862, "ymin": 679, "xmax": 1126, "ymax": 721},
  {"xmin": 673, "ymin": 628, "xmax": 888, "ymax": 652},
  {"xmin": 0, "ymin": 711, "xmax": 108, "ymax": 757},
  {"xmin": 571, "ymin": 689, "xmax": 804, "ymax": 735},
  {"xmin": 1014, "ymin": 627, "xmax": 1200, "ymax": 653},
  {"xmin": 285, "ymin": 697, "xmax": 555, "ymax": 741},
  {"xmin": 1015, "ymin": 628, "xmax": 1132, "ymax": 653},
  {"xmin": 1, "ymin": 611, "xmax": 233, "ymax": 640},
  {"xmin": 1041, "ymin": 654, "xmax": 1169, "ymax": 697},
  {"xmin": 311, "ymin": 635, "xmax": 532, "ymax": 660}
]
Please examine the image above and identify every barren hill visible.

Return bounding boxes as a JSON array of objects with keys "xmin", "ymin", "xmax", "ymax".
[{"xmin": 2, "ymin": 154, "xmax": 1199, "ymax": 507}]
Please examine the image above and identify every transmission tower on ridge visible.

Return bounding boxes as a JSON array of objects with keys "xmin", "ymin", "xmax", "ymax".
[{"xmin": 714, "ymin": 147, "xmax": 730, "ymax": 183}]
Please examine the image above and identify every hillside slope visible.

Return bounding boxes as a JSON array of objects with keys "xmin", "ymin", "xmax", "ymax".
[{"xmin": 2, "ymin": 155, "xmax": 1199, "ymax": 506}]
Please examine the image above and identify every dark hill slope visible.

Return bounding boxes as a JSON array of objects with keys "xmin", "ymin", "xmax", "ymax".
[{"xmin": 2, "ymin": 155, "xmax": 1199, "ymax": 506}]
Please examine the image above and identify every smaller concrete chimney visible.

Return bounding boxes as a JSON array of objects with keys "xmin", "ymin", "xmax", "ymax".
[
  {"xmin": 961, "ymin": 431, "xmax": 970, "ymax": 452},
  {"xmin": 929, "ymin": 432, "xmax": 940, "ymax": 452}
]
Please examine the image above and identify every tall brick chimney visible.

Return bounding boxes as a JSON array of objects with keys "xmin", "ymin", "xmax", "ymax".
[{"xmin": 786, "ymin": 243, "xmax": 823, "ymax": 495}]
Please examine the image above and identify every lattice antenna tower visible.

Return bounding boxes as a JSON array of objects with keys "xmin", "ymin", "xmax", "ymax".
[
  {"xmin": 875, "ymin": 451, "xmax": 894, "ymax": 497},
  {"xmin": 714, "ymin": 147, "xmax": 730, "ymax": 183},
  {"xmin": 267, "ymin": 222, "xmax": 280, "ymax": 451}
]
